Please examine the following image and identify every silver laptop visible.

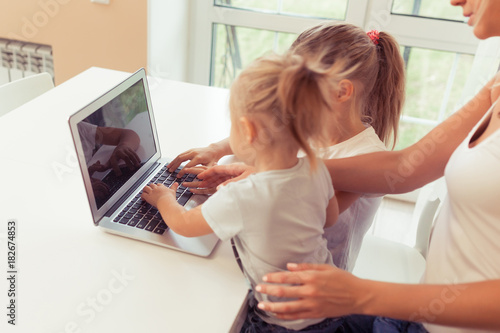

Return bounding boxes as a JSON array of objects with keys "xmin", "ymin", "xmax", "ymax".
[{"xmin": 68, "ymin": 68, "xmax": 219, "ymax": 257}]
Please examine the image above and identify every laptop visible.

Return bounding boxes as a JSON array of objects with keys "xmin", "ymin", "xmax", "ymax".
[{"xmin": 68, "ymin": 68, "xmax": 219, "ymax": 257}]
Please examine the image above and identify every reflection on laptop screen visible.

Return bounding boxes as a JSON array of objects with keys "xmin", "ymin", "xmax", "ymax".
[{"xmin": 76, "ymin": 79, "xmax": 156, "ymax": 209}]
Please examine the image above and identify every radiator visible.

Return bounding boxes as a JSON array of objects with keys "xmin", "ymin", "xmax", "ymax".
[{"xmin": 0, "ymin": 38, "xmax": 54, "ymax": 85}]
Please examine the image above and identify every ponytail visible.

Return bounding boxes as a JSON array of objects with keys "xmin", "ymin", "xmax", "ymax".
[
  {"xmin": 229, "ymin": 53, "xmax": 334, "ymax": 170},
  {"xmin": 290, "ymin": 23, "xmax": 406, "ymax": 149},
  {"xmin": 366, "ymin": 32, "xmax": 405, "ymax": 148},
  {"xmin": 277, "ymin": 54, "xmax": 332, "ymax": 169}
]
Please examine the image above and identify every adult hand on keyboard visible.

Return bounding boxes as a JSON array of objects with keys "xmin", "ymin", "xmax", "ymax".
[
  {"xmin": 176, "ymin": 166, "xmax": 214, "ymax": 194},
  {"xmin": 183, "ymin": 163, "xmax": 255, "ymax": 195},
  {"xmin": 167, "ymin": 138, "xmax": 232, "ymax": 174},
  {"xmin": 166, "ymin": 147, "xmax": 220, "ymax": 175}
]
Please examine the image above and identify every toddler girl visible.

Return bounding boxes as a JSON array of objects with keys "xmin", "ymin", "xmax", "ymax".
[{"xmin": 141, "ymin": 52, "xmax": 342, "ymax": 331}]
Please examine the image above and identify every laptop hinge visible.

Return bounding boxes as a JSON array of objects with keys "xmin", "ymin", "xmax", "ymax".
[{"xmin": 104, "ymin": 162, "xmax": 161, "ymax": 217}]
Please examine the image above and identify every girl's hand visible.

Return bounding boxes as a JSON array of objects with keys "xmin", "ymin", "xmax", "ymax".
[
  {"xmin": 256, "ymin": 263, "xmax": 368, "ymax": 320},
  {"xmin": 167, "ymin": 147, "xmax": 221, "ymax": 173},
  {"xmin": 141, "ymin": 183, "xmax": 178, "ymax": 207}
]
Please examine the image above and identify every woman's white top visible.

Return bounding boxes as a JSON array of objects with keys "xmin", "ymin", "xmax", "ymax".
[{"xmin": 424, "ymin": 103, "xmax": 500, "ymax": 333}]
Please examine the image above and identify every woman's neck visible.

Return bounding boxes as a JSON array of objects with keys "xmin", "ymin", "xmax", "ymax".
[
  {"xmin": 315, "ymin": 100, "xmax": 367, "ymax": 146},
  {"xmin": 252, "ymin": 144, "xmax": 299, "ymax": 172},
  {"xmin": 324, "ymin": 114, "xmax": 366, "ymax": 146}
]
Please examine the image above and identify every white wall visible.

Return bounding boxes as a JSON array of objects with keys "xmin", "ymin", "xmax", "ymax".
[{"xmin": 148, "ymin": 0, "xmax": 190, "ymax": 82}]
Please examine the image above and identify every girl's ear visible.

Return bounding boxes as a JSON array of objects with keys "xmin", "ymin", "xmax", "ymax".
[
  {"xmin": 336, "ymin": 79, "xmax": 354, "ymax": 102},
  {"xmin": 239, "ymin": 116, "xmax": 257, "ymax": 143}
]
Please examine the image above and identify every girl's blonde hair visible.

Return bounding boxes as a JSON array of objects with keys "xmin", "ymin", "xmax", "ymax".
[
  {"xmin": 291, "ymin": 22, "xmax": 405, "ymax": 148},
  {"xmin": 229, "ymin": 53, "xmax": 334, "ymax": 169}
]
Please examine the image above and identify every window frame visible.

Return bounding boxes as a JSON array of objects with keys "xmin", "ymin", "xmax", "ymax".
[
  {"xmin": 188, "ymin": 0, "xmax": 368, "ymax": 85},
  {"xmin": 188, "ymin": 0, "xmax": 478, "ymax": 85}
]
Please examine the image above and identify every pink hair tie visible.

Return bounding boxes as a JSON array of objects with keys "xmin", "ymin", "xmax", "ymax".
[{"xmin": 367, "ymin": 30, "xmax": 380, "ymax": 45}]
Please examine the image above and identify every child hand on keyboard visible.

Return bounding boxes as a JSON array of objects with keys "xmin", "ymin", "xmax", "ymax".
[
  {"xmin": 141, "ymin": 180, "xmax": 213, "ymax": 237},
  {"xmin": 141, "ymin": 183, "xmax": 176, "ymax": 208}
]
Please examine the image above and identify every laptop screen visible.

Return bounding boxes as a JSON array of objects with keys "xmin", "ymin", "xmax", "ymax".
[{"xmin": 75, "ymin": 79, "xmax": 157, "ymax": 210}]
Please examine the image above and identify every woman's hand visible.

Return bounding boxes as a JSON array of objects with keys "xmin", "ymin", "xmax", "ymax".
[
  {"xmin": 181, "ymin": 164, "xmax": 255, "ymax": 194},
  {"xmin": 167, "ymin": 138, "xmax": 233, "ymax": 172},
  {"xmin": 176, "ymin": 166, "xmax": 217, "ymax": 194},
  {"xmin": 256, "ymin": 263, "xmax": 368, "ymax": 320}
]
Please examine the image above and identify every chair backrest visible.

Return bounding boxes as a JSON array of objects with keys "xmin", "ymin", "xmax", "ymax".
[
  {"xmin": 413, "ymin": 178, "xmax": 445, "ymax": 258},
  {"xmin": 0, "ymin": 72, "xmax": 54, "ymax": 117}
]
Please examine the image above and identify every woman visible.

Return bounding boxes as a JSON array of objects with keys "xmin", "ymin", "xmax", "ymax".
[{"xmin": 255, "ymin": 0, "xmax": 500, "ymax": 332}]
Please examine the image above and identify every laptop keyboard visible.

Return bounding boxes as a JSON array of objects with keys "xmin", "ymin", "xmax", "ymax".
[{"xmin": 111, "ymin": 165, "xmax": 197, "ymax": 235}]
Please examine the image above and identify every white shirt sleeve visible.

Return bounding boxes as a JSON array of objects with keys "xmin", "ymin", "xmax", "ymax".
[{"xmin": 201, "ymin": 182, "xmax": 245, "ymax": 241}]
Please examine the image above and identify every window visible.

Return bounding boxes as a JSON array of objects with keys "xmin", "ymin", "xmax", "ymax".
[
  {"xmin": 397, "ymin": 47, "xmax": 474, "ymax": 149},
  {"xmin": 211, "ymin": 25, "xmax": 296, "ymax": 87},
  {"xmin": 188, "ymin": 0, "xmax": 479, "ymax": 149},
  {"xmin": 213, "ymin": 0, "xmax": 349, "ymax": 20},
  {"xmin": 392, "ymin": 0, "xmax": 465, "ymax": 21}
]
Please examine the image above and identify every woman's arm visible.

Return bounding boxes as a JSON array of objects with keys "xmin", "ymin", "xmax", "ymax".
[
  {"xmin": 257, "ymin": 263, "xmax": 500, "ymax": 330},
  {"xmin": 335, "ymin": 191, "xmax": 362, "ymax": 214},
  {"xmin": 326, "ymin": 75, "xmax": 496, "ymax": 194}
]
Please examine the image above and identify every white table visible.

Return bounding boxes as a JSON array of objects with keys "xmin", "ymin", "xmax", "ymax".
[{"xmin": 0, "ymin": 68, "xmax": 248, "ymax": 333}]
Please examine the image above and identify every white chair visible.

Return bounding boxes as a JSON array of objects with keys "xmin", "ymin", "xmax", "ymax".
[
  {"xmin": 0, "ymin": 72, "xmax": 54, "ymax": 117},
  {"xmin": 352, "ymin": 179, "xmax": 445, "ymax": 283}
]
